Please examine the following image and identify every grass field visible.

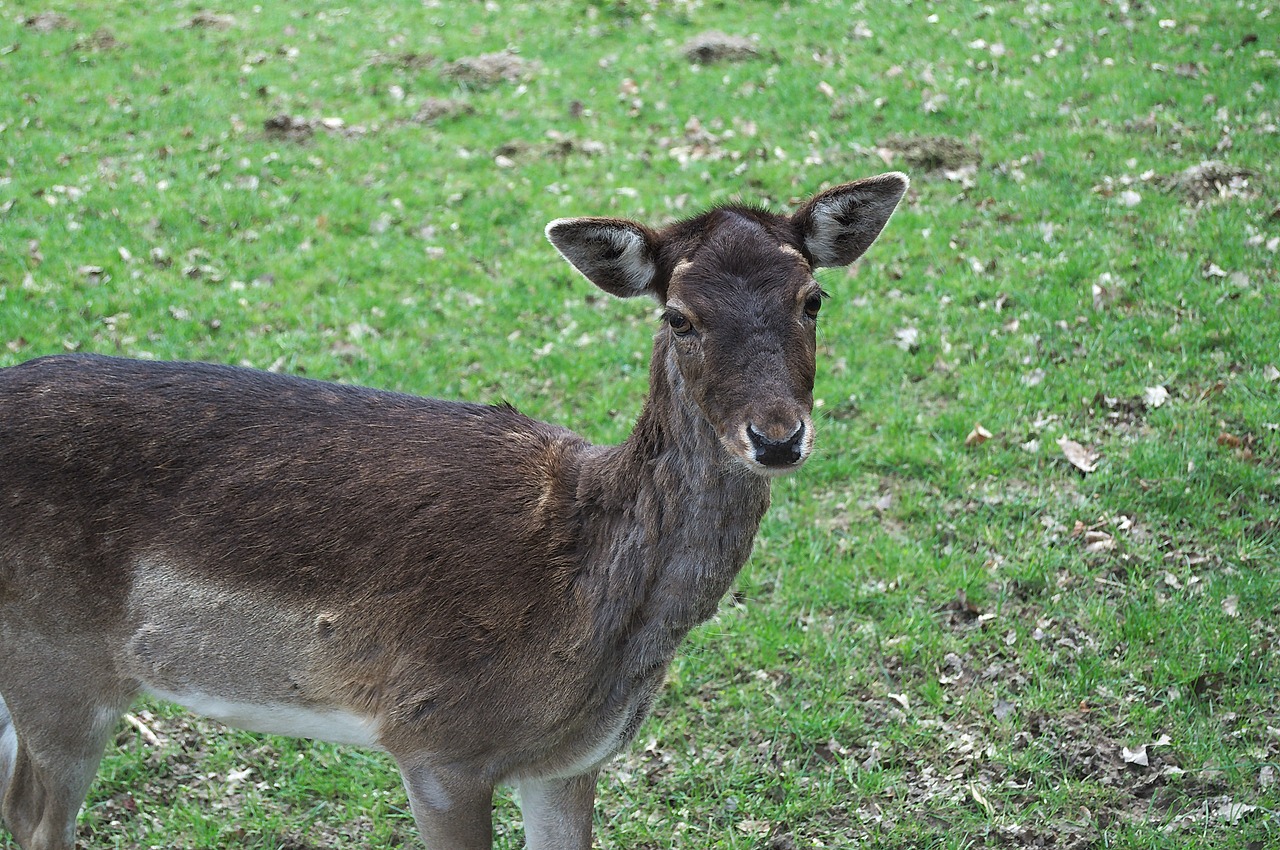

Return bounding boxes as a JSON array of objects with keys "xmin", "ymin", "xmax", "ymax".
[{"xmin": 2, "ymin": 0, "xmax": 1278, "ymax": 847}]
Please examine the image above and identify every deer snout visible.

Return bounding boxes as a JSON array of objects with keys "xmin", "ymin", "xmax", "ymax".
[{"xmin": 745, "ymin": 420, "xmax": 808, "ymax": 470}]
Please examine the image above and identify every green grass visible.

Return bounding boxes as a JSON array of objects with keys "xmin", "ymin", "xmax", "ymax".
[{"xmin": 2, "ymin": 0, "xmax": 1278, "ymax": 847}]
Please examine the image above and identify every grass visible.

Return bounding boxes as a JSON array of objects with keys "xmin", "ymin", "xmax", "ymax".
[{"xmin": 2, "ymin": 0, "xmax": 1278, "ymax": 847}]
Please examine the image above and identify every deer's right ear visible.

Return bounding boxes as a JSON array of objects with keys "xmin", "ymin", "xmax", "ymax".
[{"xmin": 545, "ymin": 217, "xmax": 660, "ymax": 300}]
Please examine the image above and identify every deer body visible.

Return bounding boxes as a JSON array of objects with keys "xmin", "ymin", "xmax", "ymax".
[{"xmin": 0, "ymin": 173, "xmax": 906, "ymax": 849}]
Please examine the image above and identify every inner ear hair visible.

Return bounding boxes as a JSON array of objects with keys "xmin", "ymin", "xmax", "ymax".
[
  {"xmin": 794, "ymin": 172, "xmax": 909, "ymax": 268},
  {"xmin": 545, "ymin": 218, "xmax": 659, "ymax": 299}
]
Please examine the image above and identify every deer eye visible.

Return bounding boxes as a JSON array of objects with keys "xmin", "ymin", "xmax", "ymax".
[
  {"xmin": 803, "ymin": 293, "xmax": 824, "ymax": 319},
  {"xmin": 666, "ymin": 311, "xmax": 694, "ymax": 335}
]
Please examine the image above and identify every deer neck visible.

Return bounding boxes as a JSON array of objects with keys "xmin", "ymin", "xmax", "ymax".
[{"xmin": 575, "ymin": 335, "xmax": 772, "ymax": 667}]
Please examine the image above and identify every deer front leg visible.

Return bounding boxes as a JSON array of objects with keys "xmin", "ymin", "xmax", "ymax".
[
  {"xmin": 514, "ymin": 771, "xmax": 598, "ymax": 850},
  {"xmin": 397, "ymin": 759, "xmax": 494, "ymax": 850}
]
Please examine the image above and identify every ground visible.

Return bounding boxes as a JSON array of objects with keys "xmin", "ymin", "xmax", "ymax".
[{"xmin": 0, "ymin": 1, "xmax": 1277, "ymax": 847}]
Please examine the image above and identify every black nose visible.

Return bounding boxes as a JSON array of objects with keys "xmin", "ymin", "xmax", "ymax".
[{"xmin": 747, "ymin": 422, "xmax": 805, "ymax": 467}]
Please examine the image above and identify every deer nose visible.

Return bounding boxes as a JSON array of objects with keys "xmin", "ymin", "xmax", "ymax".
[{"xmin": 746, "ymin": 421, "xmax": 806, "ymax": 467}]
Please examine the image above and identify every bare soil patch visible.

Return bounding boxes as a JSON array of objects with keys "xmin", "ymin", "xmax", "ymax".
[
  {"xmin": 443, "ymin": 50, "xmax": 538, "ymax": 85},
  {"xmin": 680, "ymin": 31, "xmax": 760, "ymax": 64},
  {"xmin": 411, "ymin": 97, "xmax": 474, "ymax": 125},
  {"xmin": 24, "ymin": 11, "xmax": 74, "ymax": 31},
  {"xmin": 879, "ymin": 133, "xmax": 982, "ymax": 172},
  {"xmin": 1164, "ymin": 160, "xmax": 1257, "ymax": 203}
]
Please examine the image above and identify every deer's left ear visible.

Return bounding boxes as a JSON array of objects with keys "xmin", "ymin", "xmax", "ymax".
[
  {"xmin": 545, "ymin": 217, "xmax": 660, "ymax": 300},
  {"xmin": 792, "ymin": 172, "xmax": 909, "ymax": 268}
]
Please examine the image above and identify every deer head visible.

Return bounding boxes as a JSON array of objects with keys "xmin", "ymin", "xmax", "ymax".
[{"xmin": 545, "ymin": 172, "xmax": 909, "ymax": 476}]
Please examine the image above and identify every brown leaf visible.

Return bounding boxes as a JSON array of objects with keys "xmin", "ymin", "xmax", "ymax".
[
  {"xmin": 1057, "ymin": 436, "xmax": 1099, "ymax": 473},
  {"xmin": 965, "ymin": 423, "xmax": 993, "ymax": 447}
]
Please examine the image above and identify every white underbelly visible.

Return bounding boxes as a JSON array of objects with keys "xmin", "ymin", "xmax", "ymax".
[{"xmin": 145, "ymin": 685, "xmax": 382, "ymax": 748}]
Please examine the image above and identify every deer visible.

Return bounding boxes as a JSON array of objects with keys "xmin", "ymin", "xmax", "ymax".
[{"xmin": 0, "ymin": 172, "xmax": 907, "ymax": 850}]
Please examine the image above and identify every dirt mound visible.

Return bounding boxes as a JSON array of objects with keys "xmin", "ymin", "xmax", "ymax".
[
  {"xmin": 24, "ymin": 12, "xmax": 74, "ymax": 31},
  {"xmin": 410, "ymin": 98, "xmax": 473, "ymax": 124},
  {"xmin": 1167, "ymin": 160, "xmax": 1256, "ymax": 202},
  {"xmin": 443, "ymin": 50, "xmax": 538, "ymax": 85},
  {"xmin": 880, "ymin": 134, "xmax": 981, "ymax": 172},
  {"xmin": 184, "ymin": 11, "xmax": 236, "ymax": 30},
  {"xmin": 680, "ymin": 31, "xmax": 759, "ymax": 64}
]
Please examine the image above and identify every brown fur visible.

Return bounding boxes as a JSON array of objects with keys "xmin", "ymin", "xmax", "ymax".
[{"xmin": 0, "ymin": 173, "xmax": 906, "ymax": 850}]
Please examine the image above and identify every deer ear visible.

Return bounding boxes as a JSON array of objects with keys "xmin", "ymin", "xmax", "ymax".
[
  {"xmin": 545, "ymin": 217, "xmax": 660, "ymax": 299},
  {"xmin": 792, "ymin": 172, "xmax": 909, "ymax": 268}
]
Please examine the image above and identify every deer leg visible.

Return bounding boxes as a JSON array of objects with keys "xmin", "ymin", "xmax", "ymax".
[
  {"xmin": 514, "ymin": 771, "xmax": 598, "ymax": 850},
  {"xmin": 0, "ymin": 691, "xmax": 123, "ymax": 850},
  {"xmin": 396, "ymin": 759, "xmax": 494, "ymax": 850}
]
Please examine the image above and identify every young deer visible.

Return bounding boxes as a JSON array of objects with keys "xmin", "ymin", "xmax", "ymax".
[{"xmin": 0, "ymin": 172, "xmax": 907, "ymax": 850}]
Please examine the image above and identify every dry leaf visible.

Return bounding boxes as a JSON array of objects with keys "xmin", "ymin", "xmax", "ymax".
[
  {"xmin": 1143, "ymin": 385, "xmax": 1170, "ymax": 408},
  {"xmin": 894, "ymin": 327, "xmax": 921, "ymax": 352},
  {"xmin": 1057, "ymin": 436, "xmax": 1099, "ymax": 473},
  {"xmin": 969, "ymin": 781, "xmax": 996, "ymax": 815},
  {"xmin": 965, "ymin": 423, "xmax": 993, "ymax": 447},
  {"xmin": 1221, "ymin": 595, "xmax": 1239, "ymax": 617},
  {"xmin": 1083, "ymin": 530, "xmax": 1115, "ymax": 553},
  {"xmin": 1217, "ymin": 432, "xmax": 1243, "ymax": 449},
  {"xmin": 1215, "ymin": 801, "xmax": 1260, "ymax": 825},
  {"xmin": 1122, "ymin": 744, "xmax": 1149, "ymax": 767},
  {"xmin": 1263, "ymin": 364, "xmax": 1280, "ymax": 383}
]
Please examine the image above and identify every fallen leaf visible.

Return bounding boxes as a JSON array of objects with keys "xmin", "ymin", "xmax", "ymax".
[
  {"xmin": 894, "ymin": 327, "xmax": 921, "ymax": 352},
  {"xmin": 1083, "ymin": 530, "xmax": 1115, "ymax": 553},
  {"xmin": 1057, "ymin": 436, "xmax": 1099, "ymax": 473},
  {"xmin": 735, "ymin": 819, "xmax": 771, "ymax": 836},
  {"xmin": 1215, "ymin": 801, "xmax": 1259, "ymax": 825},
  {"xmin": 1221, "ymin": 595, "xmax": 1239, "ymax": 617},
  {"xmin": 1143, "ymin": 385, "xmax": 1170, "ymax": 408},
  {"xmin": 225, "ymin": 766, "xmax": 254, "ymax": 788},
  {"xmin": 993, "ymin": 698, "xmax": 1017, "ymax": 722},
  {"xmin": 1263, "ymin": 364, "xmax": 1280, "ymax": 383},
  {"xmin": 1217, "ymin": 432, "xmax": 1242, "ymax": 449},
  {"xmin": 965, "ymin": 423, "xmax": 993, "ymax": 447},
  {"xmin": 969, "ymin": 781, "xmax": 996, "ymax": 816},
  {"xmin": 1122, "ymin": 744, "xmax": 1149, "ymax": 766},
  {"xmin": 1117, "ymin": 189, "xmax": 1142, "ymax": 207}
]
